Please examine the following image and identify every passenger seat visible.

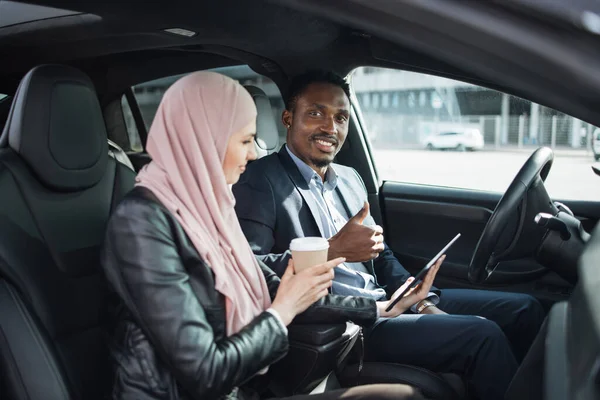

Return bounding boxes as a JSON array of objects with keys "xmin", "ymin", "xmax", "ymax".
[
  {"xmin": 1, "ymin": 95, "xmax": 134, "ymax": 172},
  {"xmin": 0, "ymin": 64, "xmax": 136, "ymax": 399},
  {"xmin": 0, "ymin": 95, "xmax": 12, "ymax": 133}
]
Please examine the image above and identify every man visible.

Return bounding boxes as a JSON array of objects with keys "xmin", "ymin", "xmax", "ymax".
[{"xmin": 232, "ymin": 70, "xmax": 545, "ymax": 400}]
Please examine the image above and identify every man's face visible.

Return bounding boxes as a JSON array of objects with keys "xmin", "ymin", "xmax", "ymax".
[{"xmin": 283, "ymin": 82, "xmax": 350, "ymax": 169}]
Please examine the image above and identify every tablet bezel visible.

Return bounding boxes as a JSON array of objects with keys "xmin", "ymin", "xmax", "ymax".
[{"xmin": 385, "ymin": 233, "xmax": 461, "ymax": 312}]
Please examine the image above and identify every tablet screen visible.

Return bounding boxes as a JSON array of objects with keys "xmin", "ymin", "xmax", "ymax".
[{"xmin": 385, "ymin": 233, "xmax": 461, "ymax": 312}]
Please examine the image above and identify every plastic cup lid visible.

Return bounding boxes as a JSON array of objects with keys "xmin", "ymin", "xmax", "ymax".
[{"xmin": 289, "ymin": 237, "xmax": 330, "ymax": 251}]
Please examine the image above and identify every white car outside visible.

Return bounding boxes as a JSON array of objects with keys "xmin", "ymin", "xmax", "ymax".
[{"xmin": 424, "ymin": 129, "xmax": 484, "ymax": 151}]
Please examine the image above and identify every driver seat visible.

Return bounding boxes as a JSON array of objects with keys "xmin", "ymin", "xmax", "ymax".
[
  {"xmin": 244, "ymin": 85, "xmax": 467, "ymax": 400},
  {"xmin": 0, "ymin": 65, "xmax": 136, "ymax": 399}
]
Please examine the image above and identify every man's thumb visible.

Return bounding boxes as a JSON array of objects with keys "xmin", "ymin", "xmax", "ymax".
[{"xmin": 352, "ymin": 201, "xmax": 369, "ymax": 224}]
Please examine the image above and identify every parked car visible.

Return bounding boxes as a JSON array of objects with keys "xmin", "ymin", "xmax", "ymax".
[{"xmin": 424, "ymin": 129, "xmax": 484, "ymax": 151}]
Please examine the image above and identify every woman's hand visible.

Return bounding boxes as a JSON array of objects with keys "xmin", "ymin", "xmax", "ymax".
[
  {"xmin": 377, "ymin": 255, "xmax": 445, "ymax": 318},
  {"xmin": 271, "ymin": 257, "xmax": 344, "ymax": 326}
]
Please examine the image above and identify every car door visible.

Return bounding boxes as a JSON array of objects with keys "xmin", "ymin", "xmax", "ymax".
[
  {"xmin": 347, "ymin": 66, "xmax": 600, "ymax": 311},
  {"xmin": 428, "ymin": 132, "xmax": 442, "ymax": 149},
  {"xmin": 443, "ymin": 132, "xmax": 458, "ymax": 148}
]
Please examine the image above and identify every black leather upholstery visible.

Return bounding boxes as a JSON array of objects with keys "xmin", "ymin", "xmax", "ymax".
[
  {"xmin": 2, "ymin": 65, "xmax": 108, "ymax": 192},
  {"xmin": 245, "ymin": 85, "xmax": 280, "ymax": 157},
  {"xmin": 0, "ymin": 96, "xmax": 11, "ymax": 134},
  {"xmin": 338, "ymin": 362, "xmax": 464, "ymax": 400},
  {"xmin": 269, "ymin": 323, "xmax": 361, "ymax": 396},
  {"xmin": 288, "ymin": 324, "xmax": 347, "ymax": 346},
  {"xmin": 0, "ymin": 65, "xmax": 136, "ymax": 400}
]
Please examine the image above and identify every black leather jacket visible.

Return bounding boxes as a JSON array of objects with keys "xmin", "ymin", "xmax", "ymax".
[{"xmin": 101, "ymin": 187, "xmax": 378, "ymax": 400}]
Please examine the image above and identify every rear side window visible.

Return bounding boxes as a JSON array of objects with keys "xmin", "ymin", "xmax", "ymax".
[
  {"xmin": 119, "ymin": 95, "xmax": 143, "ymax": 152},
  {"xmin": 131, "ymin": 65, "xmax": 284, "ymax": 133},
  {"xmin": 120, "ymin": 65, "xmax": 285, "ymax": 152}
]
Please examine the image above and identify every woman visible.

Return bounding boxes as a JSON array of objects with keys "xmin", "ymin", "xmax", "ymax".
[{"xmin": 101, "ymin": 71, "xmax": 440, "ymax": 400}]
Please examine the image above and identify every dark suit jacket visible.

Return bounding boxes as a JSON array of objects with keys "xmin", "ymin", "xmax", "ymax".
[{"xmin": 233, "ymin": 145, "xmax": 415, "ymax": 297}]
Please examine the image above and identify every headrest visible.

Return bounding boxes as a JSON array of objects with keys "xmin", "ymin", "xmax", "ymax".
[
  {"xmin": 244, "ymin": 85, "xmax": 280, "ymax": 157},
  {"xmin": 0, "ymin": 64, "xmax": 108, "ymax": 191}
]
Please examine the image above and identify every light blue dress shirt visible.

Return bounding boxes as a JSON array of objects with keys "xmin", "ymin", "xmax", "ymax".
[
  {"xmin": 286, "ymin": 147, "xmax": 387, "ymax": 301},
  {"xmin": 286, "ymin": 146, "xmax": 440, "ymax": 311}
]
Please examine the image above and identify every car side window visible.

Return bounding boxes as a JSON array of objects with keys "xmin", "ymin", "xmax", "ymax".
[
  {"xmin": 123, "ymin": 65, "xmax": 285, "ymax": 147},
  {"xmin": 120, "ymin": 95, "xmax": 143, "ymax": 152},
  {"xmin": 350, "ymin": 67, "xmax": 600, "ymax": 201}
]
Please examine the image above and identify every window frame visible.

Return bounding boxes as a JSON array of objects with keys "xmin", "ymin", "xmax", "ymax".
[{"xmin": 118, "ymin": 65, "xmax": 285, "ymax": 153}]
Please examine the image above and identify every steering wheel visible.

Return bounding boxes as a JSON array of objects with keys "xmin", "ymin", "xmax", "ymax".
[{"xmin": 468, "ymin": 147, "xmax": 555, "ymax": 283}]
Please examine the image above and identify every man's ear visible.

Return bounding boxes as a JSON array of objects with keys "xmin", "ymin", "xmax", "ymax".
[{"xmin": 282, "ymin": 109, "xmax": 292, "ymax": 129}]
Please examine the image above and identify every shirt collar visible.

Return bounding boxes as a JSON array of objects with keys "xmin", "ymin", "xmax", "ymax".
[{"xmin": 285, "ymin": 145, "xmax": 338, "ymax": 189}]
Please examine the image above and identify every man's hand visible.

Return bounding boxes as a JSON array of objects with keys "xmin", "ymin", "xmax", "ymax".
[
  {"xmin": 327, "ymin": 202, "xmax": 385, "ymax": 263},
  {"xmin": 377, "ymin": 255, "xmax": 445, "ymax": 318}
]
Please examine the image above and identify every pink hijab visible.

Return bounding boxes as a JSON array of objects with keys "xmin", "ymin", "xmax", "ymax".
[{"xmin": 135, "ymin": 71, "xmax": 271, "ymax": 336}]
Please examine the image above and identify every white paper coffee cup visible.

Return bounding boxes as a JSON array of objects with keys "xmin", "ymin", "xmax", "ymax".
[{"xmin": 289, "ymin": 237, "xmax": 330, "ymax": 273}]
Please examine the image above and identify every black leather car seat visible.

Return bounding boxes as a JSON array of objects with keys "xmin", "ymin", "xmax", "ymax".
[
  {"xmin": 244, "ymin": 85, "xmax": 466, "ymax": 400},
  {"xmin": 0, "ymin": 95, "xmax": 11, "ymax": 133},
  {"xmin": 0, "ymin": 64, "xmax": 136, "ymax": 400}
]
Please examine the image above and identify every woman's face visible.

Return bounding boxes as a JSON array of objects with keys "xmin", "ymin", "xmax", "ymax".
[{"xmin": 223, "ymin": 119, "xmax": 257, "ymax": 185}]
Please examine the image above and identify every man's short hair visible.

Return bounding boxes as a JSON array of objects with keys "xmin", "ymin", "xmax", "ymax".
[{"xmin": 284, "ymin": 70, "xmax": 351, "ymax": 111}]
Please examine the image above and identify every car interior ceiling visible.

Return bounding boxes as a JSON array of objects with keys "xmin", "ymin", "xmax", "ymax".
[
  {"xmin": 2, "ymin": 1, "xmax": 600, "ymax": 399},
  {"xmin": 0, "ymin": 0, "xmax": 599, "ymax": 127}
]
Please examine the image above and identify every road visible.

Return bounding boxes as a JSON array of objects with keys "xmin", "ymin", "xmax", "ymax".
[{"xmin": 371, "ymin": 148, "xmax": 600, "ymax": 201}]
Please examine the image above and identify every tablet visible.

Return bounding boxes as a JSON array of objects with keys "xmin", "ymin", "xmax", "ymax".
[{"xmin": 385, "ymin": 233, "xmax": 461, "ymax": 312}]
